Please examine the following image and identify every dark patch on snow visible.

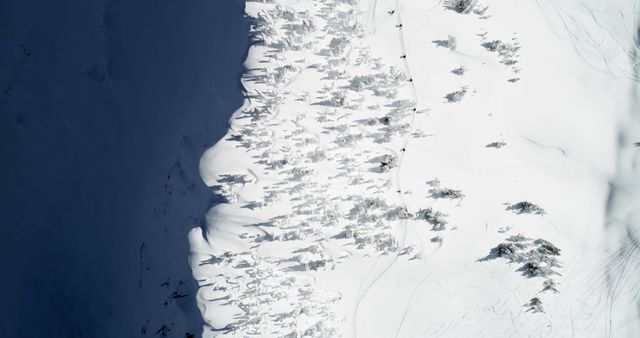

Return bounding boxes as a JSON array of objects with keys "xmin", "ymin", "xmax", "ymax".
[
  {"xmin": 445, "ymin": 87, "xmax": 468, "ymax": 103},
  {"xmin": 443, "ymin": 0, "xmax": 477, "ymax": 14},
  {"xmin": 427, "ymin": 179, "xmax": 465, "ymax": 200},
  {"xmin": 524, "ymin": 297, "xmax": 544, "ymax": 313},
  {"xmin": 486, "ymin": 141, "xmax": 507, "ymax": 148},
  {"xmin": 416, "ymin": 207, "xmax": 449, "ymax": 231},
  {"xmin": 480, "ymin": 235, "xmax": 562, "ymax": 298},
  {"xmin": 432, "ymin": 36, "xmax": 457, "ymax": 50},
  {"xmin": 451, "ymin": 66, "xmax": 466, "ymax": 76},
  {"xmin": 506, "ymin": 201, "xmax": 546, "ymax": 215}
]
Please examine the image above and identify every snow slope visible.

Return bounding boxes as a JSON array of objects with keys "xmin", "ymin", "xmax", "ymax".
[
  {"xmin": 190, "ymin": 0, "xmax": 640, "ymax": 336},
  {"xmin": 0, "ymin": 1, "xmax": 248, "ymax": 337}
]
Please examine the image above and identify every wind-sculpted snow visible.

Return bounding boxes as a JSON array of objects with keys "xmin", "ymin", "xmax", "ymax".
[
  {"xmin": 190, "ymin": 0, "xmax": 640, "ymax": 336},
  {"xmin": 190, "ymin": 0, "xmax": 419, "ymax": 335}
]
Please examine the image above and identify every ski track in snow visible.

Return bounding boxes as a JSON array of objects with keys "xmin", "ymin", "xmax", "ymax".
[
  {"xmin": 189, "ymin": 0, "xmax": 640, "ymax": 336},
  {"xmin": 352, "ymin": 1, "xmax": 419, "ymax": 337}
]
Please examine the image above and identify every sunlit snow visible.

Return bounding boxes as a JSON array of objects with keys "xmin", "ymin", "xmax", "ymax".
[{"xmin": 189, "ymin": 0, "xmax": 640, "ymax": 336}]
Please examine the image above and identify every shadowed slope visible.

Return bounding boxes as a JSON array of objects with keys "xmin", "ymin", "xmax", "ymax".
[{"xmin": 0, "ymin": 0, "xmax": 249, "ymax": 337}]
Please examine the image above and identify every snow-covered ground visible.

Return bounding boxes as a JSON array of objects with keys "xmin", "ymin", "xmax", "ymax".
[
  {"xmin": 190, "ymin": 0, "xmax": 640, "ymax": 337},
  {"xmin": 1, "ymin": 1, "xmax": 248, "ymax": 337}
]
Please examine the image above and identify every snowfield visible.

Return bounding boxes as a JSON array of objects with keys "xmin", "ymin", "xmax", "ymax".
[{"xmin": 189, "ymin": 0, "xmax": 640, "ymax": 336}]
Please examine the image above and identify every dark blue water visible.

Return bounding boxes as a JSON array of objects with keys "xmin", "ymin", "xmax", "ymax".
[{"xmin": 0, "ymin": 0, "xmax": 249, "ymax": 337}]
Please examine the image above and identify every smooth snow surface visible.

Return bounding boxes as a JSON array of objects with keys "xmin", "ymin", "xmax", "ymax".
[
  {"xmin": 1, "ymin": 0, "xmax": 248, "ymax": 337},
  {"xmin": 190, "ymin": 0, "xmax": 640, "ymax": 336}
]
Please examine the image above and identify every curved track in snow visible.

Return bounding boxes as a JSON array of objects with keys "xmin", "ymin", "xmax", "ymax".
[
  {"xmin": 351, "ymin": 0, "xmax": 421, "ymax": 336},
  {"xmin": 190, "ymin": 0, "xmax": 640, "ymax": 336}
]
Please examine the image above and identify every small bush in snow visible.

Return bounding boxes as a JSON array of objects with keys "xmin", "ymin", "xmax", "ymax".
[
  {"xmin": 307, "ymin": 149, "xmax": 326, "ymax": 162},
  {"xmin": 542, "ymin": 279, "xmax": 559, "ymax": 293},
  {"xmin": 506, "ymin": 201, "xmax": 546, "ymax": 215},
  {"xmin": 336, "ymin": 133, "xmax": 363, "ymax": 147},
  {"xmin": 374, "ymin": 233, "xmax": 399, "ymax": 253},
  {"xmin": 519, "ymin": 261, "xmax": 554, "ymax": 278},
  {"xmin": 331, "ymin": 91, "xmax": 346, "ymax": 106},
  {"xmin": 349, "ymin": 74, "xmax": 376, "ymax": 91},
  {"xmin": 445, "ymin": 86, "xmax": 468, "ymax": 103},
  {"xmin": 399, "ymin": 246, "xmax": 415, "ymax": 256},
  {"xmin": 506, "ymin": 234, "xmax": 529, "ymax": 243},
  {"xmin": 290, "ymin": 167, "xmax": 315, "ymax": 181},
  {"xmin": 274, "ymin": 229, "xmax": 305, "ymax": 241},
  {"xmin": 534, "ymin": 239, "xmax": 561, "ymax": 256},
  {"xmin": 270, "ymin": 158, "xmax": 288, "ymax": 169},
  {"xmin": 524, "ymin": 297, "xmax": 544, "ymax": 313},
  {"xmin": 329, "ymin": 37, "xmax": 348, "ymax": 56},
  {"xmin": 379, "ymin": 154, "xmax": 398, "ymax": 172},
  {"xmin": 445, "ymin": 0, "xmax": 477, "ymax": 14},
  {"xmin": 385, "ymin": 206, "xmax": 413, "ymax": 220},
  {"xmin": 432, "ymin": 35, "xmax": 457, "ymax": 50},
  {"xmin": 436, "ymin": 188, "xmax": 464, "ymax": 199},
  {"xmin": 306, "ymin": 259, "xmax": 327, "ymax": 271},
  {"xmin": 348, "ymin": 197, "xmax": 389, "ymax": 223},
  {"xmin": 427, "ymin": 179, "xmax": 465, "ymax": 200},
  {"xmin": 473, "ymin": 5, "xmax": 490, "ymax": 16},
  {"xmin": 482, "ymin": 40, "xmax": 502, "ymax": 52},
  {"xmin": 378, "ymin": 116, "xmax": 392, "ymax": 125},
  {"xmin": 451, "ymin": 66, "xmax": 466, "ymax": 76},
  {"xmin": 494, "ymin": 242, "xmax": 527, "ymax": 261},
  {"xmin": 364, "ymin": 197, "xmax": 387, "ymax": 209},
  {"xmin": 486, "ymin": 141, "xmax": 507, "ymax": 148},
  {"xmin": 353, "ymin": 231, "xmax": 373, "ymax": 249},
  {"xmin": 416, "ymin": 207, "xmax": 448, "ymax": 231},
  {"xmin": 482, "ymin": 234, "xmax": 561, "ymax": 278},
  {"xmin": 273, "ymin": 65, "xmax": 300, "ymax": 85},
  {"xmin": 482, "ymin": 39, "xmax": 520, "ymax": 68}
]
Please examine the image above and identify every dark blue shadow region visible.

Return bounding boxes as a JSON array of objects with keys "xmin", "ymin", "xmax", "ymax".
[{"xmin": 0, "ymin": 0, "xmax": 249, "ymax": 337}]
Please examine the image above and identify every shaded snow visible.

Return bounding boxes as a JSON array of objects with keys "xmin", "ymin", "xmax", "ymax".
[{"xmin": 0, "ymin": 0, "xmax": 249, "ymax": 337}]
